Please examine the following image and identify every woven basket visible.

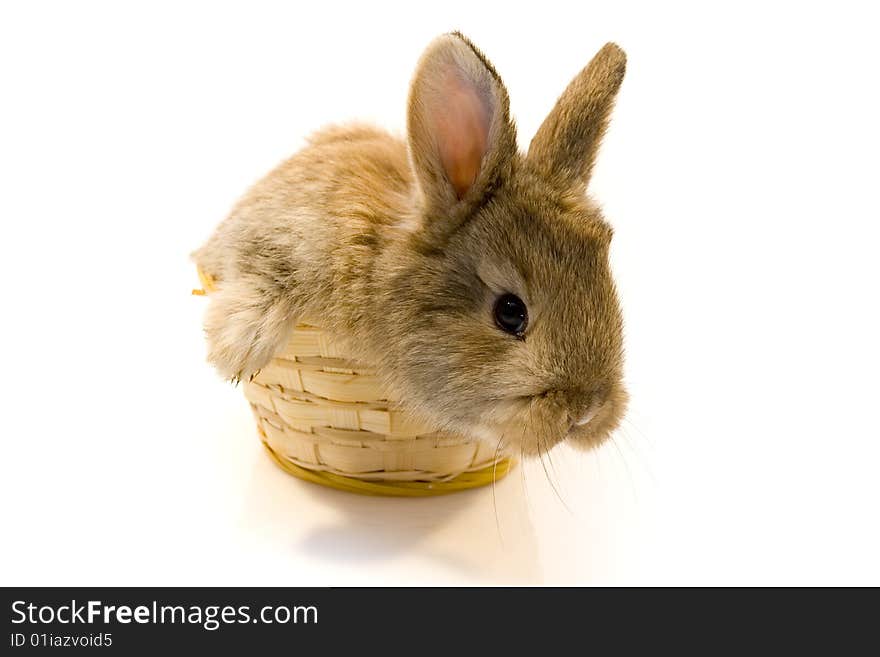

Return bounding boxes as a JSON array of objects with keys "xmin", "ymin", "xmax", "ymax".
[{"xmin": 194, "ymin": 269, "xmax": 514, "ymax": 496}]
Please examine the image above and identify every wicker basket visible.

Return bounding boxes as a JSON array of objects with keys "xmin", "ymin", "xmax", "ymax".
[{"xmin": 194, "ymin": 269, "xmax": 514, "ymax": 496}]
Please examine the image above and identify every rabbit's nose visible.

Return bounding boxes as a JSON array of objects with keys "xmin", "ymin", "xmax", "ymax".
[{"xmin": 570, "ymin": 399, "xmax": 603, "ymax": 429}]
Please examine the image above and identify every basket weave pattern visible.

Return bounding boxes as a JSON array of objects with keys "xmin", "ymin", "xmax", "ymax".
[{"xmin": 245, "ymin": 325, "xmax": 510, "ymax": 483}]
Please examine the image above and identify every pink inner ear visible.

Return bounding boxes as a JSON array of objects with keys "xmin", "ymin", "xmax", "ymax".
[{"xmin": 432, "ymin": 68, "xmax": 492, "ymax": 199}]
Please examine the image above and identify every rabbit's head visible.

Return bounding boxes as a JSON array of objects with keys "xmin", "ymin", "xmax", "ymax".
[{"xmin": 377, "ymin": 33, "xmax": 628, "ymax": 456}]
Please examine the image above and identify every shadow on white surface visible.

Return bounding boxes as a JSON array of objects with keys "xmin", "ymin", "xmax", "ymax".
[{"xmin": 239, "ymin": 452, "xmax": 544, "ymax": 585}]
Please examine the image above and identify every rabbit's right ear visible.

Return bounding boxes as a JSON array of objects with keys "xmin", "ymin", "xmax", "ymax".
[
  {"xmin": 407, "ymin": 33, "xmax": 517, "ymax": 228},
  {"xmin": 527, "ymin": 43, "xmax": 626, "ymax": 189}
]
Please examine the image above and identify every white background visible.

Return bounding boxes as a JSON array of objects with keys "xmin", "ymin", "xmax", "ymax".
[{"xmin": 1, "ymin": 1, "xmax": 878, "ymax": 585}]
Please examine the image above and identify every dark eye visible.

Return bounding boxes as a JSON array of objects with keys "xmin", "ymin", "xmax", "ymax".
[{"xmin": 493, "ymin": 293, "xmax": 528, "ymax": 337}]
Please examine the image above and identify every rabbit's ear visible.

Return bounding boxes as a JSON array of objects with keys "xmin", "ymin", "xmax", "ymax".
[
  {"xmin": 527, "ymin": 43, "xmax": 626, "ymax": 188},
  {"xmin": 407, "ymin": 33, "xmax": 516, "ymax": 217}
]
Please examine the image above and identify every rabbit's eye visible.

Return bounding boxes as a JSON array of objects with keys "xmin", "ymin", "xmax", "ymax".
[{"xmin": 493, "ymin": 293, "xmax": 528, "ymax": 338}]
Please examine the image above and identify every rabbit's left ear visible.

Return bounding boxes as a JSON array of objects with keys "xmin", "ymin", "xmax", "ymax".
[
  {"xmin": 407, "ymin": 33, "xmax": 517, "ymax": 219},
  {"xmin": 527, "ymin": 43, "xmax": 626, "ymax": 189}
]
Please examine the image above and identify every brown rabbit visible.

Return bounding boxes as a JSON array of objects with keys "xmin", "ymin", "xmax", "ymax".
[{"xmin": 193, "ymin": 32, "xmax": 628, "ymax": 456}]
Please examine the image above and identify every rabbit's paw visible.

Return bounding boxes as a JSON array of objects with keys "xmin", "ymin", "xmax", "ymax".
[{"xmin": 202, "ymin": 282, "xmax": 295, "ymax": 383}]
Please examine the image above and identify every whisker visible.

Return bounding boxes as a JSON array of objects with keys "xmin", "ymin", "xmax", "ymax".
[
  {"xmin": 621, "ymin": 412, "xmax": 654, "ymax": 449},
  {"xmin": 617, "ymin": 424, "xmax": 658, "ymax": 485},
  {"xmin": 531, "ymin": 403, "xmax": 571, "ymax": 514},
  {"xmin": 593, "ymin": 436, "xmax": 604, "ymax": 484},
  {"xmin": 610, "ymin": 433, "xmax": 639, "ymax": 505},
  {"xmin": 492, "ymin": 430, "xmax": 506, "ymax": 545},
  {"xmin": 544, "ymin": 430, "xmax": 565, "ymax": 495},
  {"xmin": 519, "ymin": 423, "xmax": 534, "ymax": 520}
]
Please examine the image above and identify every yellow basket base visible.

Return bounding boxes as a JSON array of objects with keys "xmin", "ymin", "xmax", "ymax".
[{"xmin": 262, "ymin": 441, "xmax": 514, "ymax": 497}]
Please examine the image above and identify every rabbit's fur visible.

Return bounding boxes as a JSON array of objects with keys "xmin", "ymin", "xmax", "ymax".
[{"xmin": 194, "ymin": 33, "xmax": 628, "ymax": 456}]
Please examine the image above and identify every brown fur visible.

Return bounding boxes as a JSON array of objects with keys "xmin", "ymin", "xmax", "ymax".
[{"xmin": 193, "ymin": 33, "xmax": 628, "ymax": 455}]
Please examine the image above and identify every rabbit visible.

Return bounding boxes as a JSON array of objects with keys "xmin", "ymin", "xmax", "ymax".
[{"xmin": 193, "ymin": 32, "xmax": 628, "ymax": 456}]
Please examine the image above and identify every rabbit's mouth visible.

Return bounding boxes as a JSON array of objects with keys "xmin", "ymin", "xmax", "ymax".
[
  {"xmin": 564, "ymin": 388, "xmax": 629, "ymax": 452},
  {"xmin": 469, "ymin": 404, "xmax": 568, "ymax": 458},
  {"xmin": 570, "ymin": 399, "xmax": 604, "ymax": 429},
  {"xmin": 465, "ymin": 384, "xmax": 627, "ymax": 457}
]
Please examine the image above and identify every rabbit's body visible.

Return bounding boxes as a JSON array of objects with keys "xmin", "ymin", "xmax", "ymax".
[
  {"xmin": 194, "ymin": 125, "xmax": 417, "ymax": 379},
  {"xmin": 195, "ymin": 33, "xmax": 630, "ymax": 455}
]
